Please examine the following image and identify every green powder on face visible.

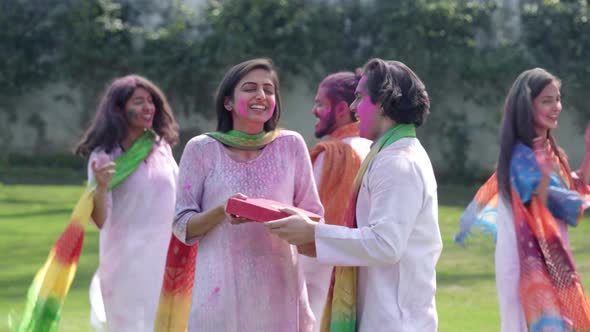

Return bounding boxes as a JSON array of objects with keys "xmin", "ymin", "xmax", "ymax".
[{"xmin": 126, "ymin": 109, "xmax": 138, "ymax": 119}]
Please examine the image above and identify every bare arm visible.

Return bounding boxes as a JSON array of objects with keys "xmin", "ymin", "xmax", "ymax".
[
  {"xmin": 92, "ymin": 187, "xmax": 109, "ymax": 228},
  {"xmin": 185, "ymin": 204, "xmax": 226, "ymax": 238},
  {"xmin": 90, "ymin": 159, "xmax": 115, "ymax": 229}
]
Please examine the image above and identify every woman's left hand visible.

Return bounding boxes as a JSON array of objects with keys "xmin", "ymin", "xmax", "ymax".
[{"xmin": 224, "ymin": 193, "xmax": 255, "ymax": 225}]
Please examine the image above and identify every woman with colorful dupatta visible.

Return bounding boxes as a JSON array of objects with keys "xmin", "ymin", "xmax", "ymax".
[
  {"xmin": 75, "ymin": 75, "xmax": 179, "ymax": 331},
  {"xmin": 493, "ymin": 68, "xmax": 590, "ymax": 331},
  {"xmin": 172, "ymin": 58, "xmax": 322, "ymax": 331},
  {"xmin": 266, "ymin": 58, "xmax": 442, "ymax": 332}
]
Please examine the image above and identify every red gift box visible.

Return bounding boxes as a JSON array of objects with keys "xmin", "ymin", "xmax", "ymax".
[{"xmin": 225, "ymin": 198, "xmax": 321, "ymax": 222}]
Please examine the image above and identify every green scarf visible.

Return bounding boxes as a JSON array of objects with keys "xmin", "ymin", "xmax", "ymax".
[
  {"xmin": 11, "ymin": 130, "xmax": 155, "ymax": 332},
  {"xmin": 205, "ymin": 130, "xmax": 280, "ymax": 150},
  {"xmin": 321, "ymin": 123, "xmax": 416, "ymax": 332}
]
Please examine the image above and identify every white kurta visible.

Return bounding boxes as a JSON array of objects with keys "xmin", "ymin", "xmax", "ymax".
[
  {"xmin": 88, "ymin": 141, "xmax": 178, "ymax": 331},
  {"xmin": 314, "ymin": 137, "xmax": 442, "ymax": 332},
  {"xmin": 303, "ymin": 135, "xmax": 372, "ymax": 332}
]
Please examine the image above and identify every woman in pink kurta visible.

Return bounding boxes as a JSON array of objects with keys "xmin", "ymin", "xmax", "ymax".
[
  {"xmin": 172, "ymin": 59, "xmax": 322, "ymax": 332},
  {"xmin": 75, "ymin": 75, "xmax": 179, "ymax": 331}
]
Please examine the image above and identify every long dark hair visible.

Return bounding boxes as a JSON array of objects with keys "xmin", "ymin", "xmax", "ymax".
[
  {"xmin": 214, "ymin": 58, "xmax": 282, "ymax": 132},
  {"xmin": 497, "ymin": 68, "xmax": 567, "ymax": 200},
  {"xmin": 361, "ymin": 58, "xmax": 430, "ymax": 127},
  {"xmin": 74, "ymin": 75, "xmax": 179, "ymax": 157}
]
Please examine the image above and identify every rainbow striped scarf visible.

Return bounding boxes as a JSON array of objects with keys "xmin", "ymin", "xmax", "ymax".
[
  {"xmin": 10, "ymin": 131, "xmax": 155, "ymax": 332},
  {"xmin": 155, "ymin": 130, "xmax": 280, "ymax": 331},
  {"xmin": 320, "ymin": 124, "xmax": 416, "ymax": 332}
]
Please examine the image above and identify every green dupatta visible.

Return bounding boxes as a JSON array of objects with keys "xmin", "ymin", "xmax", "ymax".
[{"xmin": 205, "ymin": 130, "xmax": 281, "ymax": 150}]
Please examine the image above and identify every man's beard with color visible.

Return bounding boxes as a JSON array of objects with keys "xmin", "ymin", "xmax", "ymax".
[{"xmin": 314, "ymin": 108, "xmax": 336, "ymax": 138}]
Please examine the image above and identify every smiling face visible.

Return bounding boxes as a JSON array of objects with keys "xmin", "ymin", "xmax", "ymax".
[
  {"xmin": 532, "ymin": 80, "xmax": 562, "ymax": 137},
  {"xmin": 125, "ymin": 87, "xmax": 155, "ymax": 132},
  {"xmin": 225, "ymin": 69, "xmax": 276, "ymax": 134},
  {"xmin": 312, "ymin": 86, "xmax": 336, "ymax": 138},
  {"xmin": 350, "ymin": 75, "xmax": 381, "ymax": 140}
]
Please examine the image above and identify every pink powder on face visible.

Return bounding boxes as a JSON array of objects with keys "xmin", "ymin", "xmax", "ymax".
[
  {"xmin": 265, "ymin": 96, "xmax": 276, "ymax": 118},
  {"xmin": 235, "ymin": 98, "xmax": 249, "ymax": 117},
  {"xmin": 355, "ymin": 76, "xmax": 379, "ymax": 139}
]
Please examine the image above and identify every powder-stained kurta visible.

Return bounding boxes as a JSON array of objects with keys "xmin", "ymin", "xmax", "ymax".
[
  {"xmin": 173, "ymin": 130, "xmax": 323, "ymax": 332},
  {"xmin": 89, "ymin": 141, "xmax": 178, "ymax": 331}
]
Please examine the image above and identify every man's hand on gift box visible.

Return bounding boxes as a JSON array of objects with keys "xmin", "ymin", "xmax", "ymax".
[{"xmin": 264, "ymin": 207, "xmax": 318, "ymax": 246}]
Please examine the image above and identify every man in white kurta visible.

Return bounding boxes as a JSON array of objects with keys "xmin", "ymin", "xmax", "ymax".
[
  {"xmin": 314, "ymin": 137, "xmax": 441, "ymax": 331},
  {"xmin": 267, "ymin": 58, "xmax": 443, "ymax": 332}
]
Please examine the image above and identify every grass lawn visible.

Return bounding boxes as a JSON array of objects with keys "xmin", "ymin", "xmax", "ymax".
[{"xmin": 1, "ymin": 182, "xmax": 589, "ymax": 331}]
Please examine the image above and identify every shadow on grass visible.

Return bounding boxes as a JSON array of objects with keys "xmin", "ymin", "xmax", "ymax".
[
  {"xmin": 0, "ymin": 198, "xmax": 67, "ymax": 205},
  {"xmin": 437, "ymin": 271, "xmax": 495, "ymax": 286},
  {"xmin": 0, "ymin": 168, "xmax": 85, "ymax": 186},
  {"xmin": 0, "ymin": 208, "xmax": 72, "ymax": 218}
]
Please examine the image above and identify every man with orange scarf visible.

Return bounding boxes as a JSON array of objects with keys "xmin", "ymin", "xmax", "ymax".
[{"xmin": 302, "ymin": 72, "xmax": 372, "ymax": 330}]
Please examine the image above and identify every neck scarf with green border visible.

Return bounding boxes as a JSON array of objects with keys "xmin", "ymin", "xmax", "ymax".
[
  {"xmin": 205, "ymin": 129, "xmax": 281, "ymax": 150},
  {"xmin": 320, "ymin": 123, "xmax": 416, "ymax": 332}
]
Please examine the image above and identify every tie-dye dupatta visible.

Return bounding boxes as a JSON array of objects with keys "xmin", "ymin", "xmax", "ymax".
[
  {"xmin": 320, "ymin": 124, "xmax": 416, "ymax": 332},
  {"xmin": 11, "ymin": 130, "xmax": 155, "ymax": 332},
  {"xmin": 458, "ymin": 143, "xmax": 590, "ymax": 330},
  {"xmin": 155, "ymin": 130, "xmax": 280, "ymax": 332},
  {"xmin": 455, "ymin": 173, "xmax": 499, "ymax": 245},
  {"xmin": 510, "ymin": 144, "xmax": 590, "ymax": 331}
]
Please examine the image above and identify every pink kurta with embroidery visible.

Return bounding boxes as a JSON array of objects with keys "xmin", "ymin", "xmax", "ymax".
[
  {"xmin": 173, "ymin": 130, "xmax": 323, "ymax": 332},
  {"xmin": 88, "ymin": 141, "xmax": 178, "ymax": 331}
]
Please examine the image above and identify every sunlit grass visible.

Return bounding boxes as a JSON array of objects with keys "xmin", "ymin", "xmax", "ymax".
[{"xmin": 0, "ymin": 183, "xmax": 589, "ymax": 331}]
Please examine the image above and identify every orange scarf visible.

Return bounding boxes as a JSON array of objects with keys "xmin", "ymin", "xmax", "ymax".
[{"xmin": 310, "ymin": 122, "xmax": 363, "ymax": 227}]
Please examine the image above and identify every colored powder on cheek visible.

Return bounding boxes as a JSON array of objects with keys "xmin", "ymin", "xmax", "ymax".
[
  {"xmin": 267, "ymin": 99, "xmax": 276, "ymax": 117},
  {"xmin": 357, "ymin": 100, "xmax": 377, "ymax": 127},
  {"xmin": 127, "ymin": 109, "xmax": 137, "ymax": 119},
  {"xmin": 236, "ymin": 99, "xmax": 249, "ymax": 117}
]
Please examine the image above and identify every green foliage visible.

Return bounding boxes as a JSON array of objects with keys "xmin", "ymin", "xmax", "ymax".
[
  {"xmin": 521, "ymin": 0, "xmax": 590, "ymax": 123},
  {"xmin": 1, "ymin": 0, "xmax": 589, "ymax": 177},
  {"xmin": 0, "ymin": 1, "xmax": 57, "ymax": 107}
]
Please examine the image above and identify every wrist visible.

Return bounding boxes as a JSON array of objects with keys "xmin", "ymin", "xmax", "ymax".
[
  {"xmin": 310, "ymin": 222, "xmax": 317, "ymax": 241},
  {"xmin": 217, "ymin": 204, "xmax": 228, "ymax": 220},
  {"xmin": 95, "ymin": 185, "xmax": 108, "ymax": 194}
]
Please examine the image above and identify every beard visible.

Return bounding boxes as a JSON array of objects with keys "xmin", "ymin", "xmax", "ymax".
[{"xmin": 314, "ymin": 109, "xmax": 336, "ymax": 138}]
